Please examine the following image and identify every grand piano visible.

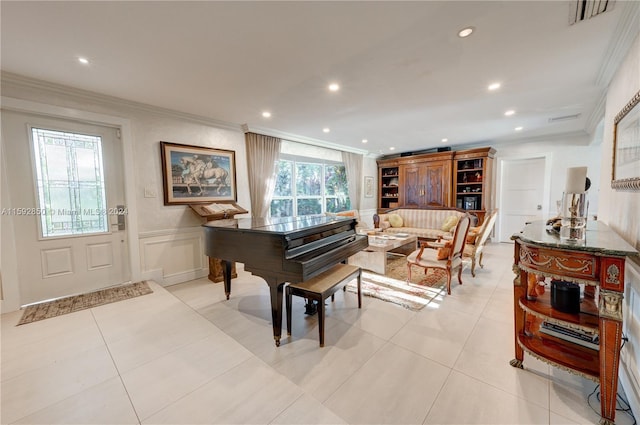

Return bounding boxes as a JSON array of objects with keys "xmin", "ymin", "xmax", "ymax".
[{"xmin": 203, "ymin": 215, "xmax": 368, "ymax": 346}]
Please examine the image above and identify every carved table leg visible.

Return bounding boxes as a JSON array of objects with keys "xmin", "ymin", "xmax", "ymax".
[
  {"xmin": 511, "ymin": 267, "xmax": 526, "ymax": 367},
  {"xmin": 599, "ymin": 290, "xmax": 624, "ymax": 425}
]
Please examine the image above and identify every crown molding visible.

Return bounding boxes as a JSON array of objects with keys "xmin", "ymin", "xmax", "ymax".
[
  {"xmin": 585, "ymin": 91, "xmax": 606, "ymax": 135},
  {"xmin": 492, "ymin": 130, "xmax": 591, "ymax": 148},
  {"xmin": 595, "ymin": 1, "xmax": 640, "ymax": 87},
  {"xmin": 242, "ymin": 124, "xmax": 370, "ymax": 155},
  {"xmin": 1, "ymin": 72, "xmax": 243, "ymax": 132},
  {"xmin": 2, "ymin": 72, "xmax": 372, "ymax": 156}
]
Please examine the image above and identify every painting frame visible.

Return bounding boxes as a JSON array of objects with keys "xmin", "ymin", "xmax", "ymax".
[
  {"xmin": 612, "ymin": 90, "xmax": 640, "ymax": 190},
  {"xmin": 364, "ymin": 176, "xmax": 374, "ymax": 198},
  {"xmin": 160, "ymin": 141, "xmax": 237, "ymax": 205}
]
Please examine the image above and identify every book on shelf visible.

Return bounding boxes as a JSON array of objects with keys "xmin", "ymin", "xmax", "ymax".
[{"xmin": 539, "ymin": 321, "xmax": 599, "ymax": 351}]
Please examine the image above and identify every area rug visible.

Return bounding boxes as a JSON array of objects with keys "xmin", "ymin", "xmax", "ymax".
[
  {"xmin": 346, "ymin": 257, "xmax": 447, "ymax": 311},
  {"xmin": 17, "ymin": 281, "xmax": 153, "ymax": 326}
]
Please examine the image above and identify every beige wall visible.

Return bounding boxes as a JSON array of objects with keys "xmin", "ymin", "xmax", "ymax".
[{"xmin": 598, "ymin": 33, "xmax": 640, "ymax": 418}]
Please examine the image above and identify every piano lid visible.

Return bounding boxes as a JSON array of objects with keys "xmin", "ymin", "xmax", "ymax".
[{"xmin": 202, "ymin": 215, "xmax": 353, "ymax": 235}]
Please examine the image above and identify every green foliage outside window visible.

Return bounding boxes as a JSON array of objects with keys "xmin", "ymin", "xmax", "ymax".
[{"xmin": 270, "ymin": 159, "xmax": 350, "ymax": 218}]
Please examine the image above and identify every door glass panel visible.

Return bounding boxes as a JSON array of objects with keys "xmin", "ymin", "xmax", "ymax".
[{"xmin": 32, "ymin": 127, "xmax": 108, "ymax": 237}]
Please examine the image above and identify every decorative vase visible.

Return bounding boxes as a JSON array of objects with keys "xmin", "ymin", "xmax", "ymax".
[{"xmin": 560, "ymin": 192, "xmax": 587, "ymax": 241}]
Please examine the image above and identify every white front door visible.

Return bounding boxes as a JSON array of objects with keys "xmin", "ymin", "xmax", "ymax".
[
  {"xmin": 498, "ymin": 157, "xmax": 547, "ymax": 242},
  {"xmin": 4, "ymin": 112, "xmax": 129, "ymax": 305}
]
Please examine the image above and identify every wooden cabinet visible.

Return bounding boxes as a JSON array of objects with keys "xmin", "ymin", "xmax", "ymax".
[
  {"xmin": 399, "ymin": 158, "xmax": 451, "ymax": 208},
  {"xmin": 378, "ymin": 161, "xmax": 399, "ymax": 211},
  {"xmin": 511, "ymin": 221, "xmax": 638, "ymax": 425},
  {"xmin": 453, "ymin": 147, "xmax": 495, "ymax": 224}
]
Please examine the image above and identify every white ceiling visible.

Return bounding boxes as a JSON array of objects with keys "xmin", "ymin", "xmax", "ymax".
[{"xmin": 1, "ymin": 1, "xmax": 637, "ymax": 156}]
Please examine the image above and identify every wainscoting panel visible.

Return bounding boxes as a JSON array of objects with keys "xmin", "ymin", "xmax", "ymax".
[
  {"xmin": 359, "ymin": 208, "xmax": 377, "ymax": 229},
  {"xmin": 621, "ymin": 260, "xmax": 640, "ymax": 419},
  {"xmin": 40, "ymin": 247, "xmax": 73, "ymax": 278},
  {"xmin": 138, "ymin": 227, "xmax": 208, "ymax": 286}
]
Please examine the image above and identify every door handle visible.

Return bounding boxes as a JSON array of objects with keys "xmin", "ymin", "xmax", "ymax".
[
  {"xmin": 537, "ymin": 205, "xmax": 542, "ymax": 210},
  {"xmin": 117, "ymin": 205, "xmax": 127, "ymax": 230}
]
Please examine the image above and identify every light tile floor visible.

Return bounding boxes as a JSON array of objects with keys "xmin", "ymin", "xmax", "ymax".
[{"xmin": 1, "ymin": 242, "xmax": 636, "ymax": 424}]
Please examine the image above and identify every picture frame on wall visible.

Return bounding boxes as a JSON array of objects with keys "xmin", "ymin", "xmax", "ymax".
[
  {"xmin": 160, "ymin": 141, "xmax": 237, "ymax": 205},
  {"xmin": 364, "ymin": 176, "xmax": 374, "ymax": 198},
  {"xmin": 612, "ymin": 90, "xmax": 640, "ymax": 190}
]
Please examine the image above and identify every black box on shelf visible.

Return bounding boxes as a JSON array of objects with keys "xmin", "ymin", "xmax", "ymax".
[{"xmin": 551, "ymin": 280, "xmax": 580, "ymax": 314}]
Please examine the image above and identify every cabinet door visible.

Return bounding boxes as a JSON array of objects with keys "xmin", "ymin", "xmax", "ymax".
[
  {"xmin": 424, "ymin": 161, "xmax": 450, "ymax": 207},
  {"xmin": 399, "ymin": 165, "xmax": 424, "ymax": 207}
]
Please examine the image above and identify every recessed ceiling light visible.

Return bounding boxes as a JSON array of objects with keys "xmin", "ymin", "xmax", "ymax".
[
  {"xmin": 78, "ymin": 57, "xmax": 89, "ymax": 65},
  {"xmin": 458, "ymin": 27, "xmax": 474, "ymax": 38},
  {"xmin": 389, "ymin": 147, "xmax": 395, "ymax": 151},
  {"xmin": 504, "ymin": 110, "xmax": 516, "ymax": 116},
  {"xmin": 515, "ymin": 126, "xmax": 523, "ymax": 131},
  {"xmin": 323, "ymin": 128, "xmax": 330, "ymax": 133},
  {"xmin": 362, "ymin": 139, "xmax": 368, "ymax": 144},
  {"xmin": 488, "ymin": 82, "xmax": 501, "ymax": 91},
  {"xmin": 262, "ymin": 111, "xmax": 271, "ymax": 118},
  {"xmin": 441, "ymin": 138, "xmax": 448, "ymax": 143},
  {"xmin": 328, "ymin": 83, "xmax": 340, "ymax": 92}
]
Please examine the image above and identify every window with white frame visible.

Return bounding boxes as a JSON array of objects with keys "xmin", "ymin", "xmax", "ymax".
[
  {"xmin": 31, "ymin": 127, "xmax": 108, "ymax": 237},
  {"xmin": 270, "ymin": 157, "xmax": 350, "ymax": 218}
]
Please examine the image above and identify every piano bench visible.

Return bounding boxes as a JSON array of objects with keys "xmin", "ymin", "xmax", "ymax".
[{"xmin": 286, "ymin": 264, "xmax": 362, "ymax": 347}]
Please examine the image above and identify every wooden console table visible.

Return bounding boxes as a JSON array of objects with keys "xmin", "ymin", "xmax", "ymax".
[{"xmin": 511, "ymin": 221, "xmax": 637, "ymax": 425}]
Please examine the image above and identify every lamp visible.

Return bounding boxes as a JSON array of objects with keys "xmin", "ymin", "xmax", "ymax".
[{"xmin": 560, "ymin": 167, "xmax": 589, "ymax": 241}]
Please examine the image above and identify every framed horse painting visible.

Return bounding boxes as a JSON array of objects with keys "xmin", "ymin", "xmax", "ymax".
[{"xmin": 160, "ymin": 141, "xmax": 237, "ymax": 205}]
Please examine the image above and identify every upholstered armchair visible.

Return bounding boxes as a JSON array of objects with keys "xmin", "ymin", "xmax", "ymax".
[
  {"xmin": 463, "ymin": 209, "xmax": 498, "ymax": 277},
  {"xmin": 406, "ymin": 215, "xmax": 471, "ymax": 295}
]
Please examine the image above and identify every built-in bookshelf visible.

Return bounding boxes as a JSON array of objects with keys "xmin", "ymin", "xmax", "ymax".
[
  {"xmin": 453, "ymin": 147, "xmax": 495, "ymax": 224},
  {"xmin": 379, "ymin": 163, "xmax": 399, "ymax": 211}
]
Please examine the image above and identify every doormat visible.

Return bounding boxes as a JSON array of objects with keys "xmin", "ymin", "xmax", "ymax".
[{"xmin": 17, "ymin": 281, "xmax": 153, "ymax": 326}]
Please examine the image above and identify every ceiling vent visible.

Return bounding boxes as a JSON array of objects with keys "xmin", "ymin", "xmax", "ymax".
[
  {"xmin": 548, "ymin": 113, "xmax": 582, "ymax": 123},
  {"xmin": 569, "ymin": 0, "xmax": 615, "ymax": 25}
]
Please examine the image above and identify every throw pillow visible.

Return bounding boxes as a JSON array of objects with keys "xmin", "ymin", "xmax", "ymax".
[
  {"xmin": 379, "ymin": 221, "xmax": 391, "ymax": 230},
  {"xmin": 437, "ymin": 241, "xmax": 453, "ymax": 260},
  {"xmin": 466, "ymin": 226, "xmax": 480, "ymax": 244},
  {"xmin": 441, "ymin": 215, "xmax": 459, "ymax": 232},
  {"xmin": 388, "ymin": 214, "xmax": 403, "ymax": 228}
]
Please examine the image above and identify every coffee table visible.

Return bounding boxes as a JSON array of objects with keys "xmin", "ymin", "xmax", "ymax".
[{"xmin": 347, "ymin": 234, "xmax": 417, "ymax": 275}]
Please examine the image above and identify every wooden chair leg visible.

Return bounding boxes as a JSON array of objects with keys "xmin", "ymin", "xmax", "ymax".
[
  {"xmin": 446, "ymin": 271, "xmax": 452, "ymax": 294},
  {"xmin": 479, "ymin": 252, "xmax": 485, "ymax": 268},
  {"xmin": 407, "ymin": 263, "xmax": 412, "ymax": 281},
  {"xmin": 457, "ymin": 265, "xmax": 464, "ymax": 285},
  {"xmin": 471, "ymin": 257, "xmax": 477, "ymax": 277}
]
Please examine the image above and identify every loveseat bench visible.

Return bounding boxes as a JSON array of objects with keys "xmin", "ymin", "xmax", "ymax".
[{"xmin": 373, "ymin": 207, "xmax": 477, "ymax": 241}]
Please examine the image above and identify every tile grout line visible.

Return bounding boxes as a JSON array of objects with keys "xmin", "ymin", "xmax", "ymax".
[{"xmin": 90, "ymin": 307, "xmax": 143, "ymax": 425}]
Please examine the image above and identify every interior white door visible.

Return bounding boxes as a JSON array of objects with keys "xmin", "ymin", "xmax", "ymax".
[
  {"xmin": 498, "ymin": 157, "xmax": 546, "ymax": 242},
  {"xmin": 5, "ymin": 112, "xmax": 129, "ymax": 304}
]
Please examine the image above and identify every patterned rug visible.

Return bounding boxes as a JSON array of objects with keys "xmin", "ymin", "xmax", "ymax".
[
  {"xmin": 346, "ymin": 257, "xmax": 447, "ymax": 311},
  {"xmin": 17, "ymin": 281, "xmax": 153, "ymax": 325}
]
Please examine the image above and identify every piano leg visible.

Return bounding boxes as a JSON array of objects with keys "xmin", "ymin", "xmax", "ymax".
[
  {"xmin": 222, "ymin": 260, "xmax": 232, "ymax": 300},
  {"xmin": 267, "ymin": 281, "xmax": 285, "ymax": 347}
]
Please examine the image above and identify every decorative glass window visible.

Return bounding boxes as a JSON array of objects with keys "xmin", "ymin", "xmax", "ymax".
[
  {"xmin": 31, "ymin": 127, "xmax": 108, "ymax": 237},
  {"xmin": 270, "ymin": 158, "xmax": 350, "ymax": 218}
]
